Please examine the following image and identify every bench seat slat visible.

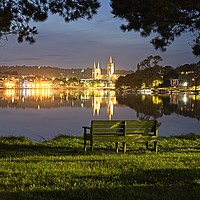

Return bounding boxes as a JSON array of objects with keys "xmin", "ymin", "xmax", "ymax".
[
  {"xmin": 125, "ymin": 129, "xmax": 153, "ymax": 134},
  {"xmin": 92, "ymin": 126, "xmax": 124, "ymax": 129},
  {"xmin": 92, "ymin": 121, "xmax": 123, "ymax": 127},
  {"xmin": 91, "ymin": 120, "xmax": 123, "ymax": 124},
  {"xmin": 126, "ymin": 120, "xmax": 154, "ymax": 124},
  {"xmin": 126, "ymin": 121, "xmax": 154, "ymax": 127},
  {"xmin": 93, "ymin": 135, "xmax": 158, "ymax": 142},
  {"xmin": 93, "ymin": 133, "xmax": 123, "ymax": 137},
  {"xmin": 92, "ymin": 128, "xmax": 123, "ymax": 132},
  {"xmin": 93, "ymin": 124, "xmax": 124, "ymax": 129}
]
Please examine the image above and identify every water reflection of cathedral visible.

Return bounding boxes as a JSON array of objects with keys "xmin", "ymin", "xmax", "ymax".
[
  {"xmin": 92, "ymin": 93, "xmax": 117, "ymax": 120},
  {"xmin": 1, "ymin": 89, "xmax": 200, "ymax": 120},
  {"xmin": 0, "ymin": 89, "xmax": 117, "ymax": 119}
]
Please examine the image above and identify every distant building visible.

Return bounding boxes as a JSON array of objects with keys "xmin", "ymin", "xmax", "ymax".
[
  {"xmin": 92, "ymin": 56, "xmax": 116, "ymax": 80},
  {"xmin": 92, "ymin": 62, "xmax": 102, "ymax": 79},
  {"xmin": 170, "ymin": 78, "xmax": 179, "ymax": 87},
  {"xmin": 107, "ymin": 56, "xmax": 115, "ymax": 78},
  {"xmin": 0, "ymin": 78, "xmax": 4, "ymax": 88}
]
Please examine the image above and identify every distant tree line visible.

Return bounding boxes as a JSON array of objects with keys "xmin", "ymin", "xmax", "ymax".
[
  {"xmin": 0, "ymin": 65, "xmax": 132, "ymax": 79},
  {"xmin": 116, "ymin": 56, "xmax": 200, "ymax": 90},
  {"xmin": 0, "ymin": 70, "xmax": 18, "ymax": 75},
  {"xmin": 0, "ymin": 65, "xmax": 93, "ymax": 79}
]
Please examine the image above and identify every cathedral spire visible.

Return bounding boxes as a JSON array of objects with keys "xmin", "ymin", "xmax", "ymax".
[
  {"xmin": 109, "ymin": 56, "xmax": 113, "ymax": 64},
  {"xmin": 107, "ymin": 56, "xmax": 115, "ymax": 78},
  {"xmin": 93, "ymin": 62, "xmax": 96, "ymax": 69},
  {"xmin": 92, "ymin": 61, "xmax": 101, "ymax": 79},
  {"xmin": 97, "ymin": 62, "xmax": 100, "ymax": 69}
]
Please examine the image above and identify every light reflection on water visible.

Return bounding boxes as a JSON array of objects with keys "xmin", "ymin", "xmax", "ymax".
[{"xmin": 0, "ymin": 89, "xmax": 200, "ymax": 141}]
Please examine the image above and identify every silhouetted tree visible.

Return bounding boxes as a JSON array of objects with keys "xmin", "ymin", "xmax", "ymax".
[
  {"xmin": 1, "ymin": 0, "xmax": 200, "ymax": 57},
  {"xmin": 111, "ymin": 0, "xmax": 200, "ymax": 56},
  {"xmin": 137, "ymin": 55, "xmax": 162, "ymax": 70},
  {"xmin": 0, "ymin": 0, "xmax": 100, "ymax": 44},
  {"xmin": 152, "ymin": 55, "xmax": 163, "ymax": 66}
]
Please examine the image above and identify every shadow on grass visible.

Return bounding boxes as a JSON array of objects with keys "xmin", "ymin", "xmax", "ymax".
[
  {"xmin": 1, "ymin": 186, "xmax": 200, "ymax": 200},
  {"xmin": 1, "ymin": 168, "xmax": 200, "ymax": 200},
  {"xmin": 0, "ymin": 143, "xmax": 129, "ymax": 157},
  {"xmin": 0, "ymin": 143, "xmax": 145, "ymax": 157},
  {"xmin": 0, "ymin": 135, "xmax": 156, "ymax": 157},
  {"xmin": 118, "ymin": 168, "xmax": 200, "ymax": 186},
  {"xmin": 0, "ymin": 143, "xmax": 84, "ymax": 157},
  {"xmin": 1, "ymin": 186, "xmax": 199, "ymax": 200},
  {"xmin": 1, "ymin": 134, "xmax": 200, "ymax": 157},
  {"xmin": 1, "ymin": 142, "xmax": 200, "ymax": 157}
]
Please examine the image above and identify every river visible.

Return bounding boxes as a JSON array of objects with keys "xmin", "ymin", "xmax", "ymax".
[{"xmin": 0, "ymin": 89, "xmax": 200, "ymax": 141}]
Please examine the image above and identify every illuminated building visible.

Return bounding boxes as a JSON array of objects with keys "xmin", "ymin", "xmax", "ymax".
[
  {"xmin": 21, "ymin": 78, "xmax": 52, "ymax": 89},
  {"xmin": 107, "ymin": 56, "xmax": 115, "ymax": 78},
  {"xmin": 4, "ymin": 78, "xmax": 19, "ymax": 88},
  {"xmin": 92, "ymin": 56, "xmax": 116, "ymax": 81},
  {"xmin": 170, "ymin": 78, "xmax": 179, "ymax": 87},
  {"xmin": 92, "ymin": 62, "xmax": 101, "ymax": 79}
]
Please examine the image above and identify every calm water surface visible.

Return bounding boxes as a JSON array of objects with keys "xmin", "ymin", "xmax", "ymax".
[{"xmin": 0, "ymin": 89, "xmax": 200, "ymax": 141}]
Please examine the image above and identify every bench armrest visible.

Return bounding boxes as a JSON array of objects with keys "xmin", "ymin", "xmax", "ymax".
[
  {"xmin": 82, "ymin": 126, "xmax": 91, "ymax": 130},
  {"xmin": 82, "ymin": 126, "xmax": 91, "ymax": 137}
]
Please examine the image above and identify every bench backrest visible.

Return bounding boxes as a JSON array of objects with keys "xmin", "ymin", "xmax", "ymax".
[
  {"xmin": 125, "ymin": 120, "xmax": 158, "ymax": 136},
  {"xmin": 91, "ymin": 120, "xmax": 125, "ymax": 136},
  {"xmin": 90, "ymin": 120, "xmax": 158, "ymax": 137}
]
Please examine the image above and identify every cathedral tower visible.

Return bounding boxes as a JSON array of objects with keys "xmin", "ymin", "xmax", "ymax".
[
  {"xmin": 107, "ymin": 56, "xmax": 115, "ymax": 78},
  {"xmin": 92, "ymin": 61, "xmax": 101, "ymax": 79}
]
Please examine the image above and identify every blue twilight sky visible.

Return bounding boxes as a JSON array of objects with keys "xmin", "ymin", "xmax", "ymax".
[{"xmin": 0, "ymin": 0, "xmax": 199, "ymax": 70}]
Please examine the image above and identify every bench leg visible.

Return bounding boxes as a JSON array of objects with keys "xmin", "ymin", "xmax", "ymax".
[
  {"xmin": 122, "ymin": 142, "xmax": 126, "ymax": 153},
  {"xmin": 154, "ymin": 141, "xmax": 158, "ymax": 152},
  {"xmin": 146, "ymin": 142, "xmax": 149, "ymax": 150},
  {"xmin": 115, "ymin": 142, "xmax": 119, "ymax": 153},
  {"xmin": 90, "ymin": 138, "xmax": 93, "ymax": 152},
  {"xmin": 84, "ymin": 139, "xmax": 87, "ymax": 152}
]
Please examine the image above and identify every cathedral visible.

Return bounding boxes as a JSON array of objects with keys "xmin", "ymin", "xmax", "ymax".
[
  {"xmin": 92, "ymin": 62, "xmax": 101, "ymax": 79},
  {"xmin": 92, "ymin": 56, "xmax": 115, "ymax": 80},
  {"xmin": 107, "ymin": 56, "xmax": 115, "ymax": 78}
]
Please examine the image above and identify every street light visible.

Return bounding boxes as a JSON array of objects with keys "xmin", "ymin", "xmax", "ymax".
[{"xmin": 183, "ymin": 82, "xmax": 188, "ymax": 87}]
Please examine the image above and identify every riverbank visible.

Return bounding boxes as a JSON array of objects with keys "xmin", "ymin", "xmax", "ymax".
[
  {"xmin": 0, "ymin": 134, "xmax": 200, "ymax": 200},
  {"xmin": 119, "ymin": 87, "xmax": 200, "ymax": 95}
]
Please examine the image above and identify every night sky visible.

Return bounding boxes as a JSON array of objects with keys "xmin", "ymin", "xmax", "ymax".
[{"xmin": 0, "ymin": 1, "xmax": 199, "ymax": 70}]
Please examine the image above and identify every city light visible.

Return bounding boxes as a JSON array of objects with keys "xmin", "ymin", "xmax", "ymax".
[
  {"xmin": 182, "ymin": 94, "xmax": 188, "ymax": 104},
  {"xmin": 22, "ymin": 81, "xmax": 52, "ymax": 89},
  {"xmin": 183, "ymin": 82, "xmax": 188, "ymax": 87},
  {"xmin": 5, "ymin": 81, "xmax": 15, "ymax": 88}
]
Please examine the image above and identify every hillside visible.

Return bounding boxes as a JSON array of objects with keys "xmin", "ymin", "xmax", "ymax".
[{"xmin": 0, "ymin": 65, "xmax": 133, "ymax": 79}]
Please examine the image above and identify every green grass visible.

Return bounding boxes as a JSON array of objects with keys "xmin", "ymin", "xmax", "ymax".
[{"xmin": 0, "ymin": 134, "xmax": 200, "ymax": 200}]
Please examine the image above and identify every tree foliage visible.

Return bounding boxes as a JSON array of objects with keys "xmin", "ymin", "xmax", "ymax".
[
  {"xmin": 1, "ymin": 0, "xmax": 200, "ymax": 56},
  {"xmin": 116, "ymin": 65, "xmax": 163, "ymax": 89},
  {"xmin": 116, "ymin": 61, "xmax": 200, "ymax": 89},
  {"xmin": 110, "ymin": 0, "xmax": 200, "ymax": 56},
  {"xmin": 0, "ymin": 0, "xmax": 100, "ymax": 44},
  {"xmin": 137, "ymin": 55, "xmax": 162, "ymax": 70}
]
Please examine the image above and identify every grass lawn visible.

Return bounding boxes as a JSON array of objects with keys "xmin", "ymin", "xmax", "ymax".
[{"xmin": 0, "ymin": 133, "xmax": 200, "ymax": 200}]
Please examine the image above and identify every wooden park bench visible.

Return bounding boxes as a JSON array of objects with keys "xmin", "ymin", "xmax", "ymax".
[{"xmin": 82, "ymin": 120, "xmax": 158, "ymax": 153}]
